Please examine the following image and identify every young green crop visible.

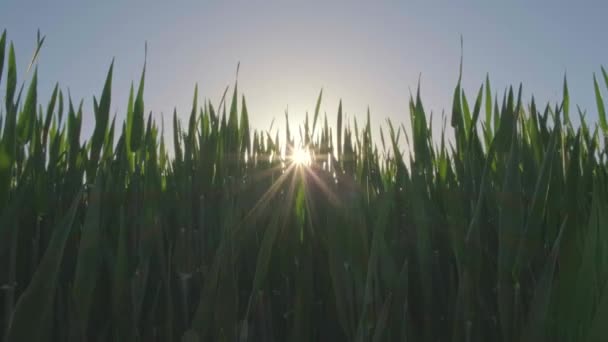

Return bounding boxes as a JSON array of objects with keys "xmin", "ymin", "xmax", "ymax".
[{"xmin": 1, "ymin": 30, "xmax": 608, "ymax": 342}]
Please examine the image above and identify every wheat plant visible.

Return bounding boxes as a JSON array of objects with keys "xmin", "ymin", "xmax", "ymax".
[{"xmin": 1, "ymin": 30, "xmax": 608, "ymax": 342}]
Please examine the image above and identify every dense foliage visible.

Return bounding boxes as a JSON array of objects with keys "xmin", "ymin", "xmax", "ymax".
[{"xmin": 1, "ymin": 31, "xmax": 608, "ymax": 342}]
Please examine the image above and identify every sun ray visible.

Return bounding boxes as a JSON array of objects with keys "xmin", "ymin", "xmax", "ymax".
[{"xmin": 242, "ymin": 162, "xmax": 297, "ymax": 224}]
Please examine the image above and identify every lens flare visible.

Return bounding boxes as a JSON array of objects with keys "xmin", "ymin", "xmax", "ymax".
[{"xmin": 291, "ymin": 147, "xmax": 311, "ymax": 166}]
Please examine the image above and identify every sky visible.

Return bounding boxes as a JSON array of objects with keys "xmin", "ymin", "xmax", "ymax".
[{"xmin": 1, "ymin": 0, "xmax": 608, "ymax": 149}]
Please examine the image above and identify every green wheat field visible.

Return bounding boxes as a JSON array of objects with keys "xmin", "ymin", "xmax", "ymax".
[{"xmin": 1, "ymin": 30, "xmax": 608, "ymax": 342}]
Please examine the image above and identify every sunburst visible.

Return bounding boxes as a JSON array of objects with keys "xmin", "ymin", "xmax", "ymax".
[{"xmin": 290, "ymin": 147, "xmax": 312, "ymax": 167}]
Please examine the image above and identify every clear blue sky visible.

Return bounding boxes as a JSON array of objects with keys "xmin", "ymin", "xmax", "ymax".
[{"xmin": 2, "ymin": 0, "xmax": 607, "ymax": 147}]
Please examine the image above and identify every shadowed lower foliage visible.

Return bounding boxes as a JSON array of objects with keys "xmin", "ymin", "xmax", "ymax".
[{"xmin": 1, "ymin": 30, "xmax": 608, "ymax": 342}]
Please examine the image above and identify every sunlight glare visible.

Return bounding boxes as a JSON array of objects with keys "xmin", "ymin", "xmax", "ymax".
[{"xmin": 291, "ymin": 147, "xmax": 312, "ymax": 167}]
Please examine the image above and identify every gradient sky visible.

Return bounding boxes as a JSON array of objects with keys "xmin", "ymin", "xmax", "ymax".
[{"xmin": 2, "ymin": 1, "xmax": 608, "ymax": 148}]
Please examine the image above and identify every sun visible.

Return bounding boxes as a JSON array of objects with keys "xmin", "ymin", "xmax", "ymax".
[{"xmin": 291, "ymin": 147, "xmax": 312, "ymax": 167}]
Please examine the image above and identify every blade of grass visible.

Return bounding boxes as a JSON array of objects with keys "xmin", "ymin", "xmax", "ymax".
[{"xmin": 5, "ymin": 188, "xmax": 83, "ymax": 342}]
